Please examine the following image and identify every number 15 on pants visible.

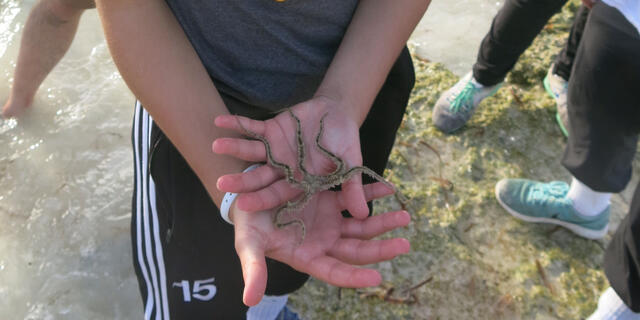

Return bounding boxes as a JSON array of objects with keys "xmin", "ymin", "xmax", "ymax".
[{"xmin": 173, "ymin": 278, "xmax": 217, "ymax": 302}]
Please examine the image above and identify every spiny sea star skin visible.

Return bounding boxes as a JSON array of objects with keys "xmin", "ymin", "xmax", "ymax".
[{"xmin": 237, "ymin": 109, "xmax": 407, "ymax": 243}]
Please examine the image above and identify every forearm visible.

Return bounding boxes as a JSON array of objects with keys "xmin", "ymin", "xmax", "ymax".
[
  {"xmin": 315, "ymin": 0, "xmax": 430, "ymax": 125},
  {"xmin": 96, "ymin": 0, "xmax": 246, "ymax": 206}
]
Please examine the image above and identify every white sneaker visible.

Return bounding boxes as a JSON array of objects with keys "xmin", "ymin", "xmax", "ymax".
[
  {"xmin": 432, "ymin": 72, "xmax": 502, "ymax": 133},
  {"xmin": 543, "ymin": 65, "xmax": 569, "ymax": 137},
  {"xmin": 587, "ymin": 287, "xmax": 640, "ymax": 320}
]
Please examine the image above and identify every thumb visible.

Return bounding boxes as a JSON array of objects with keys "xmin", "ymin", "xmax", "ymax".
[
  {"xmin": 236, "ymin": 237, "xmax": 268, "ymax": 306},
  {"xmin": 341, "ymin": 173, "xmax": 369, "ymax": 219}
]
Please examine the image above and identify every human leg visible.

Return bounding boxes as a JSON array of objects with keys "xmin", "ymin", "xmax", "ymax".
[
  {"xmin": 545, "ymin": 5, "xmax": 590, "ymax": 136},
  {"xmin": 552, "ymin": 4, "xmax": 590, "ymax": 81},
  {"xmin": 561, "ymin": 2, "xmax": 640, "ymax": 194},
  {"xmin": 589, "ymin": 179, "xmax": 640, "ymax": 318},
  {"xmin": 433, "ymin": 0, "xmax": 568, "ymax": 133},
  {"xmin": 586, "ymin": 180, "xmax": 640, "ymax": 318},
  {"xmin": 431, "ymin": 72, "xmax": 502, "ymax": 133},
  {"xmin": 132, "ymin": 102, "xmax": 308, "ymax": 319},
  {"xmin": 131, "ymin": 103, "xmax": 245, "ymax": 319},
  {"xmin": 495, "ymin": 1, "xmax": 640, "ymax": 240},
  {"xmin": 472, "ymin": 0, "xmax": 568, "ymax": 86},
  {"xmin": 2, "ymin": 0, "xmax": 95, "ymax": 118},
  {"xmin": 601, "ymin": 182, "xmax": 640, "ymax": 315},
  {"xmin": 592, "ymin": 2, "xmax": 640, "ymax": 313}
]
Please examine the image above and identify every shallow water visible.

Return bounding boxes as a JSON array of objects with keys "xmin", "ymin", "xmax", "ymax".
[
  {"xmin": 411, "ymin": 0, "xmax": 503, "ymax": 75},
  {"xmin": 0, "ymin": 1, "xmax": 138, "ymax": 318},
  {"xmin": 1, "ymin": 0, "xmax": 632, "ymax": 319}
]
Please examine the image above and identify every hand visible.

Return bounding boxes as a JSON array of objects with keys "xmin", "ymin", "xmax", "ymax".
[
  {"xmin": 213, "ymin": 96, "xmax": 372, "ymax": 219},
  {"xmin": 581, "ymin": 0, "xmax": 597, "ymax": 8},
  {"xmin": 231, "ymin": 182, "xmax": 411, "ymax": 306}
]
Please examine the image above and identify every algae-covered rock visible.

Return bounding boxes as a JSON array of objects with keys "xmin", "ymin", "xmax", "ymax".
[{"xmin": 289, "ymin": 1, "xmax": 633, "ymax": 318}]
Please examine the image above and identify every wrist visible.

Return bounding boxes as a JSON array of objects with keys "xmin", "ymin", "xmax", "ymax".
[{"xmin": 311, "ymin": 93, "xmax": 366, "ymax": 126}]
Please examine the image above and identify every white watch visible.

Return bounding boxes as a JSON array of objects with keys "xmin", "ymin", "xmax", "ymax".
[{"xmin": 219, "ymin": 164, "xmax": 262, "ymax": 224}]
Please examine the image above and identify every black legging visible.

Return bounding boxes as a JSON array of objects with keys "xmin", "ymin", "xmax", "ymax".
[
  {"xmin": 570, "ymin": 3, "xmax": 640, "ymax": 312},
  {"xmin": 472, "ymin": 0, "xmax": 588, "ymax": 86}
]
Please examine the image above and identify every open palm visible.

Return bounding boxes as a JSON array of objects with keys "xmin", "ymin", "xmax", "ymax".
[
  {"xmin": 232, "ymin": 182, "xmax": 411, "ymax": 306},
  {"xmin": 214, "ymin": 97, "xmax": 372, "ymax": 219}
]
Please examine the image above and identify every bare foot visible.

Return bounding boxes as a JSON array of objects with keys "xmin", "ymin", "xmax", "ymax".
[{"xmin": 2, "ymin": 94, "xmax": 32, "ymax": 118}]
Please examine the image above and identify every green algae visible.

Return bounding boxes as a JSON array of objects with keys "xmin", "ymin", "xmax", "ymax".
[{"xmin": 289, "ymin": 1, "xmax": 633, "ymax": 318}]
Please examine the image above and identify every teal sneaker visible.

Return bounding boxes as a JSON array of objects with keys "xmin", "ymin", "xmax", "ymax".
[
  {"xmin": 543, "ymin": 65, "xmax": 569, "ymax": 137},
  {"xmin": 432, "ymin": 72, "xmax": 502, "ymax": 133},
  {"xmin": 495, "ymin": 179, "xmax": 609, "ymax": 239}
]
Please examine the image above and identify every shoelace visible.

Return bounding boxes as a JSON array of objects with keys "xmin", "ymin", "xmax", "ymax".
[
  {"xmin": 529, "ymin": 182, "xmax": 568, "ymax": 206},
  {"xmin": 553, "ymin": 83, "xmax": 568, "ymax": 98},
  {"xmin": 450, "ymin": 82, "xmax": 479, "ymax": 113},
  {"xmin": 549, "ymin": 74, "xmax": 568, "ymax": 98}
]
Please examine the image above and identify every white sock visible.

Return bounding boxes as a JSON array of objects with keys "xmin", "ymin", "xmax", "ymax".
[
  {"xmin": 587, "ymin": 287, "xmax": 640, "ymax": 320},
  {"xmin": 246, "ymin": 294, "xmax": 288, "ymax": 320},
  {"xmin": 567, "ymin": 177, "xmax": 611, "ymax": 217},
  {"xmin": 470, "ymin": 76, "xmax": 486, "ymax": 88}
]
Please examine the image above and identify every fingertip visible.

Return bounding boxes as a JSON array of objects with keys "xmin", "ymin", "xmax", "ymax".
[
  {"xmin": 346, "ymin": 199, "xmax": 370, "ymax": 220},
  {"xmin": 239, "ymin": 247, "xmax": 267, "ymax": 307},
  {"xmin": 358, "ymin": 269, "xmax": 382, "ymax": 287},
  {"xmin": 396, "ymin": 211, "xmax": 411, "ymax": 226},
  {"xmin": 216, "ymin": 176, "xmax": 224, "ymax": 191},
  {"xmin": 243, "ymin": 289, "xmax": 263, "ymax": 307},
  {"xmin": 214, "ymin": 115, "xmax": 230, "ymax": 128},
  {"xmin": 379, "ymin": 181, "xmax": 395, "ymax": 194},
  {"xmin": 349, "ymin": 205, "xmax": 369, "ymax": 220},
  {"xmin": 212, "ymin": 138, "xmax": 233, "ymax": 154},
  {"xmin": 342, "ymin": 177, "xmax": 369, "ymax": 219},
  {"xmin": 397, "ymin": 238, "xmax": 411, "ymax": 254},
  {"xmin": 212, "ymin": 139, "xmax": 222, "ymax": 153},
  {"xmin": 216, "ymin": 175, "xmax": 234, "ymax": 192}
]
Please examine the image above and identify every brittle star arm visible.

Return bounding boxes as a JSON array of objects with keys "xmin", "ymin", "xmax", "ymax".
[
  {"xmin": 235, "ymin": 117, "xmax": 299, "ymax": 186},
  {"xmin": 287, "ymin": 109, "xmax": 311, "ymax": 177},
  {"xmin": 272, "ymin": 191, "xmax": 313, "ymax": 242},
  {"xmin": 314, "ymin": 113, "xmax": 345, "ymax": 176},
  {"xmin": 342, "ymin": 166, "xmax": 408, "ymax": 205}
]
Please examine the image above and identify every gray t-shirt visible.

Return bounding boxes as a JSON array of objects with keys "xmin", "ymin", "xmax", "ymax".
[{"xmin": 165, "ymin": 0, "xmax": 359, "ymax": 112}]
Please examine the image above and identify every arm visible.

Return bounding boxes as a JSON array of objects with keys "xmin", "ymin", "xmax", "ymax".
[
  {"xmin": 96, "ymin": 0, "xmax": 413, "ymax": 307},
  {"xmin": 316, "ymin": 0, "xmax": 431, "ymax": 124},
  {"xmin": 95, "ymin": 0, "xmax": 245, "ymax": 206},
  {"xmin": 214, "ymin": 0, "xmax": 431, "ymax": 217},
  {"xmin": 313, "ymin": 0, "xmax": 432, "ymax": 213}
]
